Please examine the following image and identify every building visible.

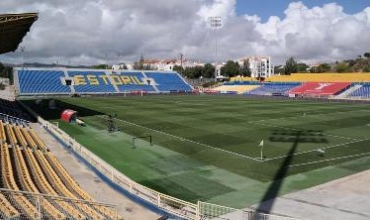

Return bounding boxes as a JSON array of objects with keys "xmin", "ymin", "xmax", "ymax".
[
  {"xmin": 112, "ymin": 63, "xmax": 128, "ymax": 71},
  {"xmin": 112, "ymin": 55, "xmax": 274, "ymax": 79},
  {"xmin": 237, "ymin": 56, "xmax": 274, "ymax": 78},
  {"xmin": 141, "ymin": 59, "xmax": 204, "ymax": 71}
]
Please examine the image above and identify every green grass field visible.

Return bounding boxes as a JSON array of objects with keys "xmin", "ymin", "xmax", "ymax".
[{"xmin": 22, "ymin": 95, "xmax": 370, "ymax": 207}]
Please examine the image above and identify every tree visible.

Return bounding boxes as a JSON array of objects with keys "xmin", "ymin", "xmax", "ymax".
[
  {"xmin": 317, "ymin": 63, "xmax": 331, "ymax": 73},
  {"xmin": 221, "ymin": 60, "xmax": 240, "ymax": 77},
  {"xmin": 193, "ymin": 66, "xmax": 204, "ymax": 78},
  {"xmin": 346, "ymin": 59, "xmax": 356, "ymax": 67},
  {"xmin": 310, "ymin": 63, "xmax": 331, "ymax": 73},
  {"xmin": 179, "ymin": 65, "xmax": 214, "ymax": 79},
  {"xmin": 93, "ymin": 64, "xmax": 107, "ymax": 69},
  {"xmin": 203, "ymin": 63, "xmax": 215, "ymax": 78},
  {"xmin": 240, "ymin": 60, "xmax": 251, "ymax": 77},
  {"xmin": 335, "ymin": 62, "xmax": 350, "ymax": 73},
  {"xmin": 122, "ymin": 63, "xmax": 128, "ymax": 70},
  {"xmin": 0, "ymin": 62, "xmax": 13, "ymax": 85},
  {"xmin": 283, "ymin": 57, "xmax": 298, "ymax": 75},
  {"xmin": 309, "ymin": 66, "xmax": 317, "ymax": 73},
  {"xmin": 143, "ymin": 64, "xmax": 152, "ymax": 70},
  {"xmin": 297, "ymin": 63, "xmax": 309, "ymax": 72},
  {"xmin": 364, "ymin": 52, "xmax": 370, "ymax": 59},
  {"xmin": 139, "ymin": 54, "xmax": 144, "ymax": 70},
  {"xmin": 173, "ymin": 65, "xmax": 183, "ymax": 75},
  {"xmin": 183, "ymin": 67, "xmax": 197, "ymax": 78},
  {"xmin": 363, "ymin": 65, "xmax": 370, "ymax": 72},
  {"xmin": 132, "ymin": 62, "xmax": 139, "ymax": 70},
  {"xmin": 274, "ymin": 65, "xmax": 284, "ymax": 75}
]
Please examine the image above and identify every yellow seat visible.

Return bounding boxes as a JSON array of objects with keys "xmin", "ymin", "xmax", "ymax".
[
  {"xmin": 12, "ymin": 146, "xmax": 66, "ymax": 219},
  {"xmin": 20, "ymin": 127, "xmax": 38, "ymax": 149},
  {"xmin": 0, "ymin": 120, "xmax": 6, "ymax": 142},
  {"xmin": 269, "ymin": 73, "xmax": 370, "ymax": 83},
  {"xmin": 29, "ymin": 129, "xmax": 47, "ymax": 150},
  {"xmin": 213, "ymin": 85, "xmax": 260, "ymax": 94},
  {"xmin": 0, "ymin": 143, "xmax": 38, "ymax": 218},
  {"xmin": 5, "ymin": 124, "xmax": 17, "ymax": 145},
  {"xmin": 46, "ymin": 152, "xmax": 117, "ymax": 218},
  {"xmin": 34, "ymin": 150, "xmax": 104, "ymax": 219},
  {"xmin": 24, "ymin": 148, "xmax": 85, "ymax": 219},
  {"xmin": 13, "ymin": 126, "xmax": 28, "ymax": 147},
  {"xmin": 231, "ymin": 73, "xmax": 370, "ymax": 83}
]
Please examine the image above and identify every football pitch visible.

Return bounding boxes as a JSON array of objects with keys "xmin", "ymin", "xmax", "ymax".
[{"xmin": 22, "ymin": 95, "xmax": 370, "ymax": 207}]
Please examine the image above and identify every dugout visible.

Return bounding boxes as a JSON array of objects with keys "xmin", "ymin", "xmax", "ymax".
[{"xmin": 61, "ymin": 109, "xmax": 77, "ymax": 123}]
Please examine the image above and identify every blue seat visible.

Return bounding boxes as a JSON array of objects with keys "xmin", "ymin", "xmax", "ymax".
[
  {"xmin": 348, "ymin": 84, "xmax": 370, "ymax": 98},
  {"xmin": 18, "ymin": 70, "xmax": 71, "ymax": 94},
  {"xmin": 246, "ymin": 83, "xmax": 301, "ymax": 95},
  {"xmin": 68, "ymin": 71, "xmax": 116, "ymax": 93},
  {"xmin": 17, "ymin": 69, "xmax": 193, "ymax": 94},
  {"xmin": 114, "ymin": 72, "xmax": 155, "ymax": 92},
  {"xmin": 144, "ymin": 72, "xmax": 192, "ymax": 92}
]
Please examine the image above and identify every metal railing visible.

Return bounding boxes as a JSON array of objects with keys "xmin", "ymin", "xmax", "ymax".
[
  {"xmin": 198, "ymin": 202, "xmax": 299, "ymax": 220},
  {"xmin": 0, "ymin": 188, "xmax": 118, "ymax": 220}
]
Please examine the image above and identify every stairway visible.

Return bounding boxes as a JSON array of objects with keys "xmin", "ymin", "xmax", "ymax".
[
  {"xmin": 335, "ymin": 84, "xmax": 362, "ymax": 99},
  {"xmin": 63, "ymin": 69, "xmax": 75, "ymax": 94},
  {"xmin": 142, "ymin": 72, "xmax": 159, "ymax": 93},
  {"xmin": 106, "ymin": 71, "xmax": 120, "ymax": 93}
]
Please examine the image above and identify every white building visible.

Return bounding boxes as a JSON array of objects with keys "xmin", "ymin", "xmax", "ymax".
[
  {"xmin": 111, "ymin": 63, "xmax": 131, "ymax": 70},
  {"xmin": 214, "ymin": 63, "xmax": 223, "ymax": 78},
  {"xmin": 112, "ymin": 59, "xmax": 205, "ymax": 72},
  {"xmin": 142, "ymin": 59, "xmax": 204, "ymax": 71},
  {"xmin": 237, "ymin": 56, "xmax": 274, "ymax": 78}
]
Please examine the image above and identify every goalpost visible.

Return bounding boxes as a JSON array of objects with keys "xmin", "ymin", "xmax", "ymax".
[
  {"xmin": 132, "ymin": 135, "xmax": 153, "ymax": 148},
  {"xmin": 53, "ymin": 121, "xmax": 59, "ymax": 128}
]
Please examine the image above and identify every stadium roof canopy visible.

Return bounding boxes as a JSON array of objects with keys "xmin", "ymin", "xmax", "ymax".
[{"xmin": 0, "ymin": 13, "xmax": 38, "ymax": 55}]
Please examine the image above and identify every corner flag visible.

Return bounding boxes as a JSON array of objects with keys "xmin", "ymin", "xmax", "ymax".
[
  {"xmin": 259, "ymin": 140, "xmax": 264, "ymax": 161},
  {"xmin": 259, "ymin": 140, "xmax": 264, "ymax": 148}
]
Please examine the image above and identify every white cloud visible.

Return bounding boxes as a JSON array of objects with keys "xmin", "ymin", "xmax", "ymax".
[
  {"xmin": 244, "ymin": 14, "xmax": 261, "ymax": 25},
  {"xmin": 252, "ymin": 2, "xmax": 370, "ymax": 63},
  {"xmin": 197, "ymin": 0, "xmax": 236, "ymax": 23},
  {"xmin": 0, "ymin": 1, "xmax": 369, "ymax": 66}
]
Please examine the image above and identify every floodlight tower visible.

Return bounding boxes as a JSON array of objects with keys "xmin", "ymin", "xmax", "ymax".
[
  {"xmin": 208, "ymin": 16, "xmax": 222, "ymax": 82},
  {"xmin": 20, "ymin": 45, "xmax": 25, "ymax": 70},
  {"xmin": 180, "ymin": 53, "xmax": 184, "ymax": 77}
]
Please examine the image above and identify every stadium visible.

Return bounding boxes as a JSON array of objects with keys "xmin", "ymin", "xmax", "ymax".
[{"xmin": 1, "ymin": 5, "xmax": 370, "ymax": 220}]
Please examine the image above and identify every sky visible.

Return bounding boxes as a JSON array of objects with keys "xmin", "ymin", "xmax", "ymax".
[
  {"xmin": 0, "ymin": 0, "xmax": 369, "ymax": 66},
  {"xmin": 235, "ymin": 0, "xmax": 370, "ymax": 21}
]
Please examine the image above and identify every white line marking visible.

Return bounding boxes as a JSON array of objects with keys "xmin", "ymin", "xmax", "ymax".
[
  {"xmin": 289, "ymin": 152, "xmax": 370, "ymax": 168},
  {"xmin": 264, "ymin": 137, "xmax": 370, "ymax": 162},
  {"xmin": 95, "ymin": 115, "xmax": 368, "ymax": 164},
  {"xmin": 248, "ymin": 121, "xmax": 359, "ymax": 141},
  {"xmin": 97, "ymin": 115, "xmax": 261, "ymax": 162},
  {"xmin": 249, "ymin": 109, "xmax": 370, "ymax": 124}
]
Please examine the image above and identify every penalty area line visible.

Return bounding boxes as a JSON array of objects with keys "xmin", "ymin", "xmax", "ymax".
[
  {"xmin": 249, "ymin": 108, "xmax": 370, "ymax": 124},
  {"xmin": 97, "ymin": 115, "xmax": 261, "ymax": 162},
  {"xmin": 264, "ymin": 137, "xmax": 370, "ymax": 162},
  {"xmin": 288, "ymin": 152, "xmax": 370, "ymax": 168}
]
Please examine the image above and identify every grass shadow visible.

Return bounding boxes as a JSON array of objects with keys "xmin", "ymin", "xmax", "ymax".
[
  {"xmin": 21, "ymin": 99, "xmax": 104, "ymax": 120},
  {"xmin": 0, "ymin": 99, "xmax": 35, "ymax": 122},
  {"xmin": 256, "ymin": 128, "xmax": 328, "ymax": 213}
]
